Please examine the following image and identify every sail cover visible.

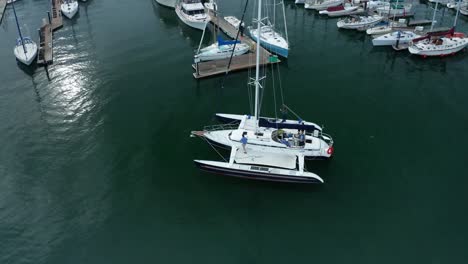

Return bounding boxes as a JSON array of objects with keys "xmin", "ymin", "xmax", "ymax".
[{"xmin": 217, "ymin": 36, "xmax": 241, "ymax": 46}]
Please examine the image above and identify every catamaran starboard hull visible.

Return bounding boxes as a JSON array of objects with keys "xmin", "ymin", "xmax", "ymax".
[{"xmin": 195, "ymin": 160, "xmax": 324, "ymax": 184}]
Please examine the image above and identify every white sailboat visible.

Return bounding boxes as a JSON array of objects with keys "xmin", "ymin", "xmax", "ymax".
[
  {"xmin": 304, "ymin": 0, "xmax": 344, "ymax": 11},
  {"xmin": 319, "ymin": 3, "xmax": 361, "ymax": 17},
  {"xmin": 12, "ymin": 2, "xmax": 37, "ymax": 66},
  {"xmin": 155, "ymin": 0, "xmax": 177, "ymax": 8},
  {"xmin": 409, "ymin": 2, "xmax": 468, "ymax": 56},
  {"xmin": 336, "ymin": 15, "xmax": 383, "ymax": 29},
  {"xmin": 175, "ymin": 0, "xmax": 210, "ymax": 30},
  {"xmin": 372, "ymin": 30, "xmax": 421, "ymax": 46},
  {"xmin": 61, "ymin": 0, "xmax": 79, "ymax": 19},
  {"xmin": 194, "ymin": 37, "xmax": 250, "ymax": 62},
  {"xmin": 249, "ymin": 25, "xmax": 289, "ymax": 58},
  {"xmin": 191, "ymin": 0, "xmax": 333, "ymax": 183},
  {"xmin": 248, "ymin": 0, "xmax": 289, "ymax": 58}
]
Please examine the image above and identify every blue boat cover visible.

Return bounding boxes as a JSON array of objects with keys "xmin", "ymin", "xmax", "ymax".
[{"xmin": 217, "ymin": 35, "xmax": 240, "ymax": 46}]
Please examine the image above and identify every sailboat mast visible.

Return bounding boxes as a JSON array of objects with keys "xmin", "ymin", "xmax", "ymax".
[
  {"xmin": 454, "ymin": 0, "xmax": 461, "ymax": 29},
  {"xmin": 430, "ymin": 1, "xmax": 439, "ymax": 31},
  {"xmin": 281, "ymin": 0, "xmax": 288, "ymax": 43},
  {"xmin": 254, "ymin": 0, "xmax": 262, "ymax": 125},
  {"xmin": 12, "ymin": 2, "xmax": 28, "ymax": 57}
]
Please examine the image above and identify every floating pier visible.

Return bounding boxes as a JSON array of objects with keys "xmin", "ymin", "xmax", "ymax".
[
  {"xmin": 192, "ymin": 12, "xmax": 281, "ymax": 79},
  {"xmin": 50, "ymin": 0, "xmax": 63, "ymax": 31},
  {"xmin": 0, "ymin": 0, "xmax": 6, "ymax": 24},
  {"xmin": 407, "ymin": 19, "xmax": 433, "ymax": 27},
  {"xmin": 37, "ymin": 18, "xmax": 53, "ymax": 65}
]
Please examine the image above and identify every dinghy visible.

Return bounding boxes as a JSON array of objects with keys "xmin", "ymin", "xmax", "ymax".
[
  {"xmin": 224, "ymin": 16, "xmax": 245, "ymax": 30},
  {"xmin": 61, "ymin": 0, "xmax": 79, "ymax": 19},
  {"xmin": 175, "ymin": 0, "xmax": 210, "ymax": 30}
]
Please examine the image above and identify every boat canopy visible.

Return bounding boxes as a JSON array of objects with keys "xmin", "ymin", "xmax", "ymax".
[
  {"xmin": 217, "ymin": 36, "xmax": 240, "ymax": 46},
  {"xmin": 412, "ymin": 27, "xmax": 454, "ymax": 43},
  {"xmin": 234, "ymin": 149, "xmax": 297, "ymax": 169},
  {"xmin": 327, "ymin": 5, "xmax": 344, "ymax": 11}
]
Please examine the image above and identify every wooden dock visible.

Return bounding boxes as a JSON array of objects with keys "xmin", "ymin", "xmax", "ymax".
[
  {"xmin": 50, "ymin": 0, "xmax": 63, "ymax": 31},
  {"xmin": 37, "ymin": 19, "xmax": 53, "ymax": 65},
  {"xmin": 193, "ymin": 12, "xmax": 281, "ymax": 79},
  {"xmin": 0, "ymin": 0, "xmax": 7, "ymax": 25}
]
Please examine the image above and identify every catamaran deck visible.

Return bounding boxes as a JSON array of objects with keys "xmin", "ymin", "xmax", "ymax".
[
  {"xmin": 50, "ymin": 0, "xmax": 63, "ymax": 31},
  {"xmin": 0, "ymin": 0, "xmax": 7, "ymax": 24},
  {"xmin": 192, "ymin": 11, "xmax": 281, "ymax": 79},
  {"xmin": 37, "ymin": 19, "xmax": 53, "ymax": 65}
]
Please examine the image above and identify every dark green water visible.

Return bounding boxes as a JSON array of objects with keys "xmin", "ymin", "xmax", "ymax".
[{"xmin": 1, "ymin": 0, "xmax": 468, "ymax": 263}]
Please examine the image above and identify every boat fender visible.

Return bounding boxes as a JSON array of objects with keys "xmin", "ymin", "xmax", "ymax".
[{"xmin": 327, "ymin": 146, "xmax": 334, "ymax": 155}]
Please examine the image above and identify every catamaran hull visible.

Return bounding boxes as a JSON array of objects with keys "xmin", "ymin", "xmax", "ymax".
[
  {"xmin": 195, "ymin": 160, "xmax": 324, "ymax": 184},
  {"xmin": 155, "ymin": 0, "xmax": 176, "ymax": 8}
]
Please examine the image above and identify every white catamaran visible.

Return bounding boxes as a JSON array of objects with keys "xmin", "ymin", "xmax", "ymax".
[{"xmin": 191, "ymin": 0, "xmax": 333, "ymax": 184}]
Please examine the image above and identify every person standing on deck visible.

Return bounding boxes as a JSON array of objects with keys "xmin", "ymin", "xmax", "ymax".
[{"xmin": 241, "ymin": 132, "xmax": 248, "ymax": 154}]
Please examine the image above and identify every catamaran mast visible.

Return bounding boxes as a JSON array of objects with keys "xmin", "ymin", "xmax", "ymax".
[
  {"xmin": 12, "ymin": 2, "xmax": 28, "ymax": 58},
  {"xmin": 254, "ymin": 0, "xmax": 262, "ymax": 127}
]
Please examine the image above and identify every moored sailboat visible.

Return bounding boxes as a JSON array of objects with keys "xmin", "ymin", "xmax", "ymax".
[
  {"xmin": 11, "ymin": 2, "xmax": 37, "ymax": 66},
  {"xmin": 61, "ymin": 0, "xmax": 79, "ymax": 19}
]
